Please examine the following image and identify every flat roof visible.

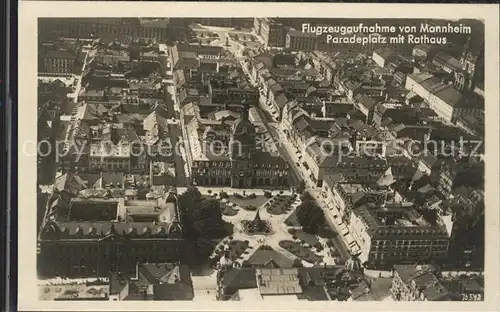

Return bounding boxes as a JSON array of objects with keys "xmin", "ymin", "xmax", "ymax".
[
  {"xmin": 257, "ymin": 268, "xmax": 303, "ymax": 295},
  {"xmin": 38, "ymin": 284, "xmax": 109, "ymax": 301}
]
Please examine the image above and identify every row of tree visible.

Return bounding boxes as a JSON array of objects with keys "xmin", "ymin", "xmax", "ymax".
[{"xmin": 178, "ymin": 186, "xmax": 229, "ymax": 239}]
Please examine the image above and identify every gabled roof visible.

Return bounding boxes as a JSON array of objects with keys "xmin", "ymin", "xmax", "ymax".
[
  {"xmin": 269, "ymin": 82, "xmax": 284, "ymax": 94},
  {"xmin": 220, "ymin": 268, "xmax": 258, "ymax": 290},
  {"xmin": 274, "ymin": 93, "xmax": 290, "ymax": 109},
  {"xmin": 54, "ymin": 174, "xmax": 88, "ymax": 194},
  {"xmin": 93, "ymin": 173, "xmax": 125, "ymax": 189},
  {"xmin": 139, "ymin": 263, "xmax": 189, "ymax": 284},
  {"xmin": 144, "ymin": 110, "xmax": 169, "ymax": 134},
  {"xmin": 253, "ymin": 53, "xmax": 274, "ymax": 69},
  {"xmin": 111, "ymin": 263, "xmax": 194, "ymax": 301},
  {"xmin": 354, "ymin": 94, "xmax": 377, "ymax": 110},
  {"xmin": 247, "ymin": 247, "xmax": 294, "ymax": 268}
]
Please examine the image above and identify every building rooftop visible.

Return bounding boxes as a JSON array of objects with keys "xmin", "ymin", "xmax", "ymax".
[
  {"xmin": 408, "ymin": 73, "xmax": 484, "ymax": 109},
  {"xmin": 394, "ymin": 264, "xmax": 451, "ymax": 301},
  {"xmin": 373, "ymin": 48, "xmax": 394, "ymax": 60},
  {"xmin": 220, "ymin": 268, "xmax": 258, "ymax": 291},
  {"xmin": 352, "ymin": 205, "xmax": 449, "ymax": 239},
  {"xmin": 256, "ymin": 268, "xmax": 303, "ymax": 296},
  {"xmin": 110, "ymin": 263, "xmax": 194, "ymax": 301},
  {"xmin": 177, "ymin": 42, "xmax": 223, "ymax": 55},
  {"xmin": 234, "ymin": 288, "xmax": 264, "ymax": 301},
  {"xmin": 39, "ymin": 283, "xmax": 109, "ymax": 301},
  {"xmin": 433, "ymin": 52, "xmax": 462, "ymax": 72},
  {"xmin": 40, "ymin": 220, "xmax": 182, "ymax": 241},
  {"xmin": 93, "ymin": 173, "xmax": 126, "ymax": 189},
  {"xmin": 441, "ymin": 275, "xmax": 484, "ymax": 295},
  {"xmin": 287, "ymin": 29, "xmax": 317, "ymax": 38},
  {"xmin": 220, "ymin": 266, "xmax": 368, "ymax": 301},
  {"xmin": 247, "ymin": 246, "xmax": 294, "ymax": 268},
  {"xmin": 90, "ymin": 142, "xmax": 131, "ymax": 158}
]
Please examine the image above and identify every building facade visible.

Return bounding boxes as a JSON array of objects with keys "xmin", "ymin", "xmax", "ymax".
[
  {"xmin": 254, "ymin": 18, "xmax": 287, "ymax": 48},
  {"xmin": 38, "ymin": 40, "xmax": 82, "ymax": 74},
  {"xmin": 391, "ymin": 265, "xmax": 451, "ymax": 301},
  {"xmin": 348, "ymin": 205, "xmax": 450, "ymax": 269},
  {"xmin": 38, "ymin": 192, "xmax": 183, "ymax": 277},
  {"xmin": 185, "ymin": 103, "xmax": 291, "ymax": 189},
  {"xmin": 38, "ymin": 18, "xmax": 188, "ymax": 42},
  {"xmin": 42, "ymin": 51, "xmax": 77, "ymax": 74},
  {"xmin": 286, "ymin": 30, "xmax": 317, "ymax": 52}
]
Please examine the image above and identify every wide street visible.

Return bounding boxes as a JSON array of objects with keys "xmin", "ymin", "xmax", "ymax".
[
  {"xmin": 163, "ymin": 73, "xmax": 189, "ymax": 187},
  {"xmin": 208, "ymin": 34, "xmax": 352, "ymax": 261}
]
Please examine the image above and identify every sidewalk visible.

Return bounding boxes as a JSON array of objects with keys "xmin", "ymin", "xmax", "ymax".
[{"xmin": 313, "ymin": 190, "xmax": 355, "ymax": 257}]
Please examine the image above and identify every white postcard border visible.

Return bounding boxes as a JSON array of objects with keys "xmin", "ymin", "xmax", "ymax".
[{"xmin": 18, "ymin": 2, "xmax": 500, "ymax": 311}]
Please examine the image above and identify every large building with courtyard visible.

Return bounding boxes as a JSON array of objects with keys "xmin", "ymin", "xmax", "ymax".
[{"xmin": 37, "ymin": 188, "xmax": 184, "ymax": 277}]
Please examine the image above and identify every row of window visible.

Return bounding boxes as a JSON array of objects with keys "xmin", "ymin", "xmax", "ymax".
[
  {"xmin": 47, "ymin": 244, "xmax": 178, "ymax": 255},
  {"xmin": 370, "ymin": 251, "xmax": 447, "ymax": 259},
  {"xmin": 90, "ymin": 159, "xmax": 130, "ymax": 165},
  {"xmin": 372, "ymin": 246, "xmax": 448, "ymax": 252},
  {"xmin": 44, "ymin": 63, "xmax": 72, "ymax": 70},
  {"xmin": 43, "ymin": 68, "xmax": 72, "ymax": 74},
  {"xmin": 193, "ymin": 161, "xmax": 288, "ymax": 169},
  {"xmin": 54, "ymin": 252, "xmax": 178, "ymax": 264},
  {"xmin": 194, "ymin": 177, "xmax": 288, "ymax": 186},
  {"xmin": 44, "ymin": 65, "xmax": 72, "ymax": 72},
  {"xmin": 194, "ymin": 168, "xmax": 287, "ymax": 177},
  {"xmin": 256, "ymin": 170, "xmax": 288, "ymax": 177},
  {"xmin": 77, "ymin": 24, "xmax": 165, "ymax": 37},
  {"xmin": 90, "ymin": 158, "xmax": 130, "ymax": 164},
  {"xmin": 45, "ymin": 58, "xmax": 72, "ymax": 64},
  {"xmin": 373, "ymin": 240, "xmax": 449, "ymax": 246},
  {"xmin": 90, "ymin": 164, "xmax": 130, "ymax": 171}
]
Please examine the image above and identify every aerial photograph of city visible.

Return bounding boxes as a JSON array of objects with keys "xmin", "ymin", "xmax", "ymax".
[{"xmin": 35, "ymin": 17, "xmax": 485, "ymax": 302}]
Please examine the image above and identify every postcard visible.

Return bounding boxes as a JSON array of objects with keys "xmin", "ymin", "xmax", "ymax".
[{"xmin": 17, "ymin": 1, "xmax": 499, "ymax": 311}]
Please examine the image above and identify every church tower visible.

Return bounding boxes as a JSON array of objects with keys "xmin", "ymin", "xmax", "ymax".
[
  {"xmin": 454, "ymin": 35, "xmax": 484, "ymax": 93},
  {"xmin": 230, "ymin": 100, "xmax": 256, "ymax": 188}
]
